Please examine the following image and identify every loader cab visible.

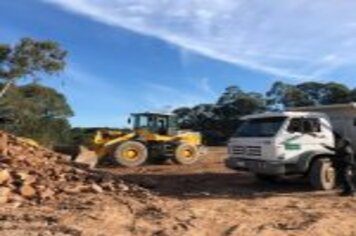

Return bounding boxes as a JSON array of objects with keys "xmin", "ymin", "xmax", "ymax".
[{"xmin": 130, "ymin": 113, "xmax": 178, "ymax": 136}]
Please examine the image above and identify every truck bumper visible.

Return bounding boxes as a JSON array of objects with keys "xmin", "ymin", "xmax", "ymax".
[{"xmin": 225, "ymin": 157, "xmax": 286, "ymax": 175}]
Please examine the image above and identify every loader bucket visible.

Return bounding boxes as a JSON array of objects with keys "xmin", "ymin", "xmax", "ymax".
[{"xmin": 74, "ymin": 146, "xmax": 99, "ymax": 168}]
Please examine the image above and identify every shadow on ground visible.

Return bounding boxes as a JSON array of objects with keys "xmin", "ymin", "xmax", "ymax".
[{"xmin": 114, "ymin": 172, "xmax": 324, "ymax": 200}]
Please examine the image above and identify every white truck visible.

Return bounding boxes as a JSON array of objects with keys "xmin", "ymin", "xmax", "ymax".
[{"xmin": 225, "ymin": 103, "xmax": 356, "ymax": 190}]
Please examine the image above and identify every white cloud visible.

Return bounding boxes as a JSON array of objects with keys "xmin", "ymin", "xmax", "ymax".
[
  {"xmin": 144, "ymin": 82, "xmax": 212, "ymax": 111},
  {"xmin": 199, "ymin": 78, "xmax": 217, "ymax": 97},
  {"xmin": 43, "ymin": 0, "xmax": 356, "ymax": 80}
]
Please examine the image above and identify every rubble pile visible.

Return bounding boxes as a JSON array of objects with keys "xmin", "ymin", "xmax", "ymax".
[{"xmin": 0, "ymin": 131, "xmax": 148, "ymax": 205}]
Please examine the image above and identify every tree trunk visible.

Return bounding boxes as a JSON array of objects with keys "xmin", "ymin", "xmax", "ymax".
[{"xmin": 0, "ymin": 79, "xmax": 14, "ymax": 99}]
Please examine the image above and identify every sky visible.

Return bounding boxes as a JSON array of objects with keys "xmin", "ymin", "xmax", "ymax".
[{"xmin": 1, "ymin": 0, "xmax": 356, "ymax": 127}]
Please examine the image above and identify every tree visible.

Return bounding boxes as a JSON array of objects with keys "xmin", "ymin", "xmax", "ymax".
[
  {"xmin": 0, "ymin": 84, "xmax": 73, "ymax": 146},
  {"xmin": 351, "ymin": 89, "xmax": 356, "ymax": 102},
  {"xmin": 267, "ymin": 81, "xmax": 315, "ymax": 109},
  {"xmin": 216, "ymin": 85, "xmax": 243, "ymax": 106},
  {"xmin": 267, "ymin": 81, "xmax": 353, "ymax": 109},
  {"xmin": 320, "ymin": 82, "xmax": 351, "ymax": 105},
  {"xmin": 172, "ymin": 107, "xmax": 192, "ymax": 129},
  {"xmin": 296, "ymin": 82, "xmax": 325, "ymax": 104},
  {"xmin": 215, "ymin": 86, "xmax": 264, "ymax": 118},
  {"xmin": 0, "ymin": 38, "xmax": 67, "ymax": 98},
  {"xmin": 213, "ymin": 87, "xmax": 265, "ymax": 142},
  {"xmin": 174, "ymin": 86, "xmax": 265, "ymax": 145}
]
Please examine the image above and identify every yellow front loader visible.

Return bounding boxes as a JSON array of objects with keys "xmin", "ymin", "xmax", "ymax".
[{"xmin": 75, "ymin": 112, "xmax": 204, "ymax": 168}]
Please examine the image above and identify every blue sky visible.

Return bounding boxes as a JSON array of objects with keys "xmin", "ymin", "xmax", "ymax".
[{"xmin": 1, "ymin": 0, "xmax": 356, "ymax": 127}]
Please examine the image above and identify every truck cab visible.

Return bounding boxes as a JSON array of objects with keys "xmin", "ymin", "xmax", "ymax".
[{"xmin": 226, "ymin": 111, "xmax": 336, "ymax": 190}]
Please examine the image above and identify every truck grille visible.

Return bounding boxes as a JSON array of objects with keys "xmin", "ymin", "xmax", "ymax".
[{"xmin": 232, "ymin": 146, "xmax": 262, "ymax": 157}]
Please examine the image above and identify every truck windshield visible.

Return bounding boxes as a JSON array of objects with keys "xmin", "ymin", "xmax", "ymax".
[{"xmin": 234, "ymin": 117, "xmax": 287, "ymax": 138}]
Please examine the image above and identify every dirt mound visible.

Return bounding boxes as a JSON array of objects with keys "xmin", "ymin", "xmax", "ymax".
[
  {"xmin": 0, "ymin": 131, "xmax": 150, "ymax": 205},
  {"xmin": 0, "ymin": 132, "xmax": 198, "ymax": 235}
]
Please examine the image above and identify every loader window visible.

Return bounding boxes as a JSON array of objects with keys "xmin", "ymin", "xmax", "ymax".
[
  {"xmin": 157, "ymin": 118, "xmax": 168, "ymax": 135},
  {"xmin": 134, "ymin": 116, "xmax": 149, "ymax": 128}
]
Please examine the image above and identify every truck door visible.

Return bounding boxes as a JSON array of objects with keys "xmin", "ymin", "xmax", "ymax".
[
  {"xmin": 282, "ymin": 117, "xmax": 328, "ymax": 163},
  {"xmin": 301, "ymin": 118, "xmax": 329, "ymax": 150},
  {"xmin": 282, "ymin": 118, "xmax": 304, "ymax": 162}
]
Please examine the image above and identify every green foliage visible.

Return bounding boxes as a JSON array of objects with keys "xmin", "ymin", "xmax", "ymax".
[
  {"xmin": 295, "ymin": 82, "xmax": 325, "ymax": 104},
  {"xmin": 0, "ymin": 38, "xmax": 67, "ymax": 97},
  {"xmin": 0, "ymin": 37, "xmax": 69, "ymax": 146},
  {"xmin": 174, "ymin": 86, "xmax": 265, "ymax": 145},
  {"xmin": 351, "ymin": 89, "xmax": 356, "ymax": 102},
  {"xmin": 266, "ymin": 82, "xmax": 314, "ymax": 109},
  {"xmin": 320, "ymin": 82, "xmax": 351, "ymax": 105},
  {"xmin": 267, "ymin": 81, "xmax": 354, "ymax": 109},
  {"xmin": 0, "ymin": 84, "xmax": 73, "ymax": 146},
  {"xmin": 216, "ymin": 88, "xmax": 265, "ymax": 119}
]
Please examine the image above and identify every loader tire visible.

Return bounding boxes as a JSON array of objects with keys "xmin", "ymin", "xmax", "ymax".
[
  {"xmin": 309, "ymin": 158, "xmax": 336, "ymax": 191},
  {"xmin": 114, "ymin": 141, "xmax": 148, "ymax": 167},
  {"xmin": 172, "ymin": 143, "xmax": 199, "ymax": 165}
]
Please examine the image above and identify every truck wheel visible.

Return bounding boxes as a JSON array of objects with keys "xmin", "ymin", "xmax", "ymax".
[
  {"xmin": 255, "ymin": 174, "xmax": 279, "ymax": 183},
  {"xmin": 172, "ymin": 143, "xmax": 199, "ymax": 165},
  {"xmin": 309, "ymin": 158, "xmax": 336, "ymax": 191},
  {"xmin": 114, "ymin": 141, "xmax": 148, "ymax": 167}
]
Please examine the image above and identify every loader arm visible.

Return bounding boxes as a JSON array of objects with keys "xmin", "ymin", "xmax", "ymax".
[
  {"xmin": 94, "ymin": 131, "xmax": 137, "ymax": 158},
  {"xmin": 75, "ymin": 130, "xmax": 136, "ymax": 168}
]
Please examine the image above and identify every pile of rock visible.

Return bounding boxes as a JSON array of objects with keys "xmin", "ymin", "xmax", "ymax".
[{"xmin": 0, "ymin": 131, "xmax": 147, "ymax": 205}]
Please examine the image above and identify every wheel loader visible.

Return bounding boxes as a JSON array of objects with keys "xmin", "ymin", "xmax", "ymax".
[{"xmin": 74, "ymin": 112, "xmax": 203, "ymax": 168}]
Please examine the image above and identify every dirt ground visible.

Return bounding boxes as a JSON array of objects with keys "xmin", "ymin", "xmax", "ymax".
[{"xmin": 1, "ymin": 147, "xmax": 356, "ymax": 236}]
